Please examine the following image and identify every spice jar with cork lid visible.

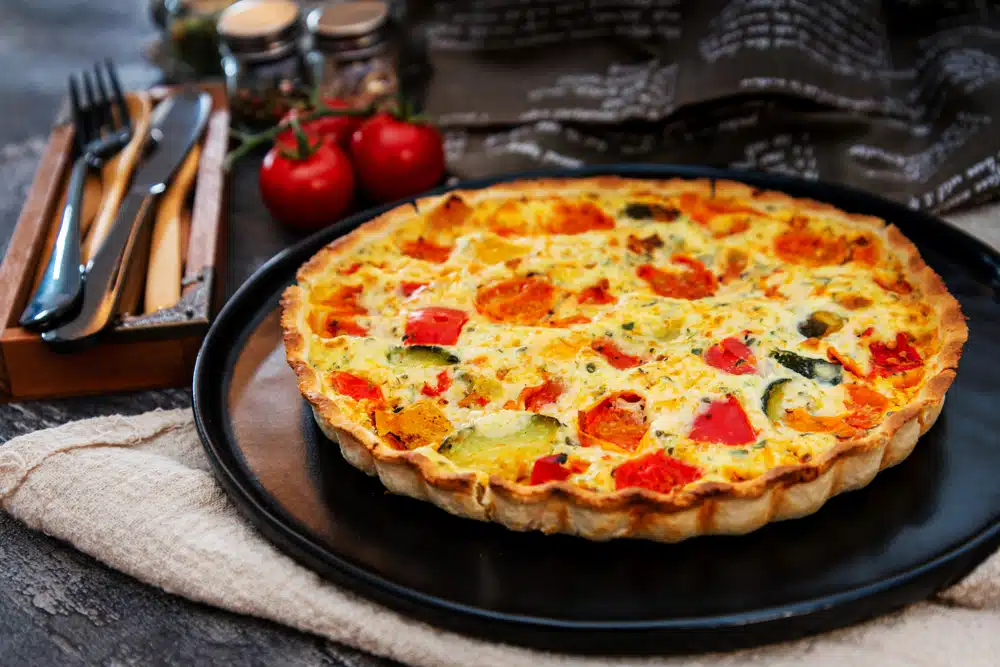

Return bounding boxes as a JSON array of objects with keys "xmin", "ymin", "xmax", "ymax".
[
  {"xmin": 306, "ymin": 1, "xmax": 399, "ymax": 110},
  {"xmin": 217, "ymin": 0, "xmax": 314, "ymax": 130}
]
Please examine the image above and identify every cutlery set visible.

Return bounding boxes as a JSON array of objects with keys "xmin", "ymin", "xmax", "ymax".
[{"xmin": 20, "ymin": 61, "xmax": 212, "ymax": 351}]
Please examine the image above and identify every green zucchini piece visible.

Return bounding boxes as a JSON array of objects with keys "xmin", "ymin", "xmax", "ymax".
[
  {"xmin": 797, "ymin": 311, "xmax": 845, "ymax": 338},
  {"xmin": 622, "ymin": 202, "xmax": 679, "ymax": 221},
  {"xmin": 762, "ymin": 378, "xmax": 791, "ymax": 421},
  {"xmin": 387, "ymin": 345, "xmax": 459, "ymax": 367},
  {"xmin": 438, "ymin": 413, "xmax": 563, "ymax": 479},
  {"xmin": 771, "ymin": 350, "xmax": 842, "ymax": 385}
]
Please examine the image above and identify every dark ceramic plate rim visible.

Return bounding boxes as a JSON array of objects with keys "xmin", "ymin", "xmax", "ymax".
[{"xmin": 193, "ymin": 164, "xmax": 1000, "ymax": 647}]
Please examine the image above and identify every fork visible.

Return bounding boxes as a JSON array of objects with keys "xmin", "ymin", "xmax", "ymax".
[{"xmin": 19, "ymin": 60, "xmax": 133, "ymax": 331}]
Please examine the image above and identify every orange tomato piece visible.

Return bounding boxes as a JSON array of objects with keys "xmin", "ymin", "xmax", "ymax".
[
  {"xmin": 720, "ymin": 248, "xmax": 748, "ymax": 284},
  {"xmin": 676, "ymin": 193, "xmax": 759, "ymax": 225},
  {"xmin": 849, "ymin": 234, "xmax": 879, "ymax": 265},
  {"xmin": 578, "ymin": 392, "xmax": 648, "ymax": 452},
  {"xmin": 476, "ymin": 276, "xmax": 556, "ymax": 324},
  {"xmin": 774, "ymin": 229, "xmax": 849, "ymax": 266},
  {"xmin": 637, "ymin": 255, "xmax": 718, "ymax": 299},
  {"xmin": 827, "ymin": 346, "xmax": 866, "ymax": 378},
  {"xmin": 317, "ymin": 284, "xmax": 366, "ymax": 315},
  {"xmin": 545, "ymin": 201, "xmax": 615, "ymax": 235}
]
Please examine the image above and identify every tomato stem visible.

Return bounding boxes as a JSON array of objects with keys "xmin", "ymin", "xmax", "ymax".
[{"xmin": 223, "ymin": 104, "xmax": 375, "ymax": 170}]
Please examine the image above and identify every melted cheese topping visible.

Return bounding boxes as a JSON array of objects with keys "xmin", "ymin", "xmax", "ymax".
[{"xmin": 291, "ymin": 185, "xmax": 945, "ymax": 495}]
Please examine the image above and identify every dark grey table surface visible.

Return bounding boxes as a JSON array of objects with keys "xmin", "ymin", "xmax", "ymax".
[{"xmin": 0, "ymin": 2, "xmax": 394, "ymax": 665}]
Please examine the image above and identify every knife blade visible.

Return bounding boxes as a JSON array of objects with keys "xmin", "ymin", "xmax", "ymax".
[{"xmin": 43, "ymin": 89, "xmax": 212, "ymax": 350}]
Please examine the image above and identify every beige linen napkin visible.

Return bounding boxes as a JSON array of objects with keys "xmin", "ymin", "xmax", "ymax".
[{"xmin": 1, "ymin": 408, "xmax": 999, "ymax": 667}]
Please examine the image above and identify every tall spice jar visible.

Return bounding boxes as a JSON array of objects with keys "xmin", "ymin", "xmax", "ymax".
[
  {"xmin": 306, "ymin": 1, "xmax": 399, "ymax": 110},
  {"xmin": 217, "ymin": 0, "xmax": 315, "ymax": 131}
]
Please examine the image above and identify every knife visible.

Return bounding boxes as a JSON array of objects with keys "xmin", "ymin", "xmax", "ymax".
[{"xmin": 43, "ymin": 89, "xmax": 212, "ymax": 350}]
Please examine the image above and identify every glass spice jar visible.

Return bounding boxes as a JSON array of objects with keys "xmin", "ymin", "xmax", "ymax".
[
  {"xmin": 164, "ymin": 0, "xmax": 238, "ymax": 79},
  {"xmin": 306, "ymin": 1, "xmax": 399, "ymax": 110},
  {"xmin": 217, "ymin": 0, "xmax": 315, "ymax": 131}
]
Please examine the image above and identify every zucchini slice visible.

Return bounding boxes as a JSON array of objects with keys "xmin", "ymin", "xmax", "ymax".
[
  {"xmin": 438, "ymin": 413, "xmax": 563, "ymax": 479},
  {"xmin": 797, "ymin": 311, "xmax": 845, "ymax": 339},
  {"xmin": 387, "ymin": 345, "xmax": 460, "ymax": 367},
  {"xmin": 771, "ymin": 350, "xmax": 843, "ymax": 386},
  {"xmin": 762, "ymin": 378, "xmax": 791, "ymax": 421}
]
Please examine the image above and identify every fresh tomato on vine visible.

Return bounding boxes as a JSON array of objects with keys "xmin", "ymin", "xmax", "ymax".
[
  {"xmin": 259, "ymin": 119, "xmax": 355, "ymax": 231},
  {"xmin": 350, "ymin": 109, "xmax": 446, "ymax": 203},
  {"xmin": 277, "ymin": 97, "xmax": 360, "ymax": 149}
]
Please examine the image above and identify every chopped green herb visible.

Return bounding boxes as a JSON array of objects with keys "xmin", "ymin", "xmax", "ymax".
[
  {"xmin": 691, "ymin": 347, "xmax": 703, "ymax": 355},
  {"xmin": 731, "ymin": 449, "xmax": 748, "ymax": 456},
  {"xmin": 622, "ymin": 322, "xmax": 635, "ymax": 331}
]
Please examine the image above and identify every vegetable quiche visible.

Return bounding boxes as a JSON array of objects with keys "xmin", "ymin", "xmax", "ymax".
[{"xmin": 281, "ymin": 177, "xmax": 967, "ymax": 542}]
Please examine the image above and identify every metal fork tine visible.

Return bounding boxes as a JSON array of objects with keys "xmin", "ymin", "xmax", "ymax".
[
  {"xmin": 68, "ymin": 75, "xmax": 89, "ymax": 151},
  {"xmin": 92, "ymin": 62, "xmax": 112, "ymax": 130},
  {"xmin": 81, "ymin": 70, "xmax": 98, "ymax": 137},
  {"xmin": 104, "ymin": 58, "xmax": 132, "ymax": 135}
]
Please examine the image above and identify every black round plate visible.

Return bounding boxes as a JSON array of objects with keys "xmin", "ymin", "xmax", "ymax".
[{"xmin": 193, "ymin": 165, "xmax": 1000, "ymax": 654}]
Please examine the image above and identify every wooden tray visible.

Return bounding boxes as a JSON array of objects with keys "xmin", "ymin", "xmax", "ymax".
[{"xmin": 0, "ymin": 83, "xmax": 230, "ymax": 401}]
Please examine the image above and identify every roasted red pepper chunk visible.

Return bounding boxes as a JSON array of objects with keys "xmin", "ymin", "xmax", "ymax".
[
  {"xmin": 529, "ymin": 453, "xmax": 588, "ymax": 485},
  {"xmin": 401, "ymin": 238, "xmax": 453, "ymax": 263},
  {"xmin": 330, "ymin": 371, "xmax": 383, "ymax": 404},
  {"xmin": 578, "ymin": 391, "xmax": 648, "ymax": 452},
  {"xmin": 324, "ymin": 315, "xmax": 368, "ymax": 337},
  {"xmin": 577, "ymin": 278, "xmax": 616, "ymax": 305},
  {"xmin": 519, "ymin": 378, "xmax": 564, "ymax": 411},
  {"xmin": 405, "ymin": 307, "xmax": 469, "ymax": 346},
  {"xmin": 703, "ymin": 337, "xmax": 757, "ymax": 375},
  {"xmin": 689, "ymin": 394, "xmax": 756, "ymax": 446},
  {"xmin": 869, "ymin": 333, "xmax": 923, "ymax": 376},
  {"xmin": 421, "ymin": 370, "xmax": 452, "ymax": 397},
  {"xmin": 591, "ymin": 340, "xmax": 644, "ymax": 370},
  {"xmin": 400, "ymin": 281, "xmax": 427, "ymax": 297},
  {"xmin": 613, "ymin": 450, "xmax": 701, "ymax": 494}
]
